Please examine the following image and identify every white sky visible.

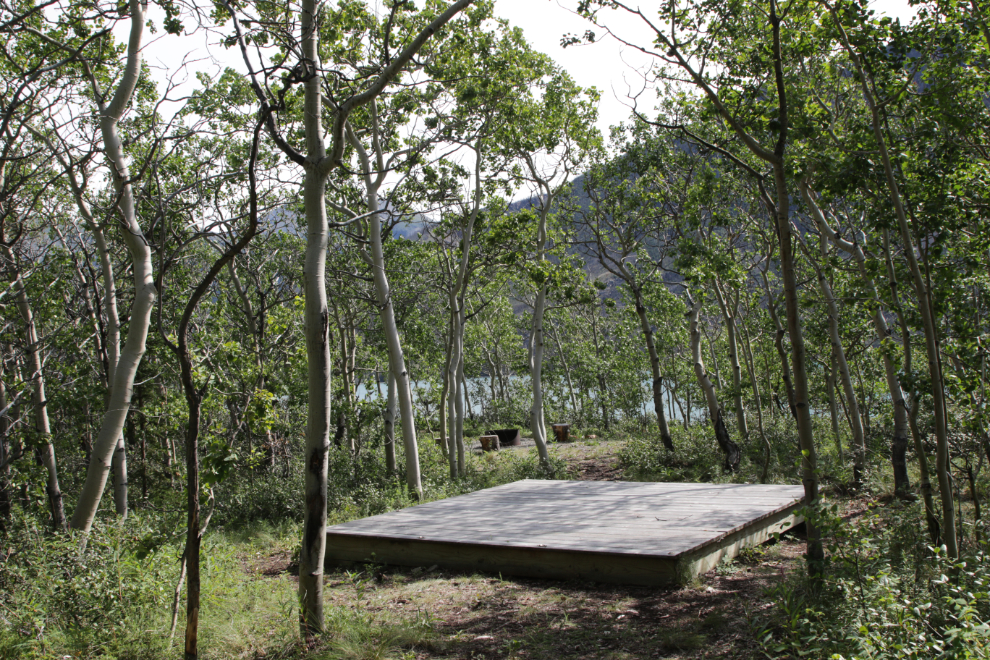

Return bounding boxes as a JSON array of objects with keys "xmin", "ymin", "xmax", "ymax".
[
  {"xmin": 491, "ymin": 0, "xmax": 919, "ymax": 137},
  {"xmin": 135, "ymin": 0, "xmax": 920, "ymax": 138}
]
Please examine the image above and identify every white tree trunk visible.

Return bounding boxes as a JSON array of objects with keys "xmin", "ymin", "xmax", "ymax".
[
  {"xmin": 549, "ymin": 320, "xmax": 579, "ymax": 417},
  {"xmin": 832, "ymin": 10, "xmax": 956, "ymax": 556},
  {"xmin": 294, "ymin": 0, "xmax": 333, "ymax": 636},
  {"xmin": 71, "ymin": 0, "xmax": 154, "ymax": 536},
  {"xmin": 630, "ymin": 286, "xmax": 674, "ymax": 450},
  {"xmin": 530, "ymin": 281, "xmax": 552, "ymax": 467},
  {"xmin": 795, "ymin": 235, "xmax": 867, "ymax": 485},
  {"xmin": 61, "ymin": 172, "xmax": 130, "ymax": 515},
  {"xmin": 344, "ymin": 119, "xmax": 423, "ymax": 494},
  {"xmin": 365, "ymin": 199, "xmax": 422, "ymax": 494},
  {"xmin": 456, "ymin": 346, "xmax": 467, "ymax": 473},
  {"xmin": 446, "ymin": 305, "xmax": 461, "ymax": 478},
  {"xmin": 384, "ymin": 370, "xmax": 397, "ymax": 474},
  {"xmin": 713, "ymin": 284, "xmax": 748, "ymax": 441},
  {"xmin": 112, "ymin": 435, "xmax": 128, "ymax": 518}
]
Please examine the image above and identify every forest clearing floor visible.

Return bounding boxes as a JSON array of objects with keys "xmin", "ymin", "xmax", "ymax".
[{"xmin": 231, "ymin": 438, "xmax": 839, "ymax": 660}]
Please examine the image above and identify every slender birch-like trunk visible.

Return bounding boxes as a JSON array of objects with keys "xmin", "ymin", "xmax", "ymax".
[
  {"xmin": 826, "ymin": 352, "xmax": 844, "ymax": 462},
  {"xmin": 761, "ymin": 270, "xmax": 797, "ymax": 419},
  {"xmin": 384, "ymin": 370, "xmax": 397, "ymax": 474},
  {"xmin": 644, "ymin": 1, "xmax": 817, "ymax": 539},
  {"xmin": 738, "ymin": 307, "xmax": 771, "ymax": 481},
  {"xmin": 771, "ymin": 162, "xmax": 823, "ymax": 572},
  {"xmin": 590, "ymin": 313, "xmax": 610, "ymax": 430},
  {"xmin": 549, "ymin": 318, "xmax": 579, "ymax": 417},
  {"xmin": 446, "ymin": 306, "xmax": 462, "ymax": 478},
  {"xmin": 530, "ymin": 279, "xmax": 552, "ymax": 468},
  {"xmin": 687, "ymin": 293, "xmax": 741, "ymax": 471},
  {"xmin": 3, "ymin": 247, "xmax": 65, "ymax": 531},
  {"xmin": 226, "ymin": 0, "xmax": 474, "ymax": 634},
  {"xmin": 111, "ymin": 436, "xmax": 128, "ymax": 518},
  {"xmin": 794, "ymin": 230, "xmax": 867, "ymax": 485},
  {"xmin": 883, "ymin": 228, "xmax": 940, "ymax": 542},
  {"xmin": 713, "ymin": 283, "xmax": 749, "ymax": 441},
  {"xmin": 456, "ymin": 353, "xmax": 467, "ymax": 469},
  {"xmin": 522, "ymin": 155, "xmax": 555, "ymax": 470},
  {"xmin": 51, "ymin": 218, "xmax": 129, "ymax": 516},
  {"xmin": 831, "ymin": 5, "xmax": 956, "ymax": 558},
  {"xmin": 438, "ymin": 326, "xmax": 451, "ymax": 463},
  {"xmin": 71, "ymin": 0, "xmax": 156, "ymax": 535},
  {"xmin": 444, "ymin": 147, "xmax": 483, "ymax": 477},
  {"xmin": 297, "ymin": 84, "xmax": 333, "ymax": 647},
  {"xmin": 631, "ymin": 287, "xmax": 674, "ymax": 450},
  {"xmin": 348, "ymin": 125, "xmax": 423, "ymax": 494},
  {"xmin": 165, "ymin": 119, "xmax": 262, "ymax": 659},
  {"xmin": 801, "ymin": 181, "xmax": 911, "ymax": 495}
]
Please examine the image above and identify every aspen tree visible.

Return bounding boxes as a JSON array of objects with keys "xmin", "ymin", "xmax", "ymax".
[
  {"xmin": 224, "ymin": 0, "xmax": 475, "ymax": 635},
  {"xmin": 71, "ymin": 0, "xmax": 157, "ymax": 536}
]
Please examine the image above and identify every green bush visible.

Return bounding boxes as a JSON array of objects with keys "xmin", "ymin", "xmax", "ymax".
[
  {"xmin": 757, "ymin": 501, "xmax": 990, "ymax": 659},
  {"xmin": 618, "ymin": 414, "xmax": 850, "ymax": 486},
  {"xmin": 0, "ymin": 509, "xmax": 178, "ymax": 658}
]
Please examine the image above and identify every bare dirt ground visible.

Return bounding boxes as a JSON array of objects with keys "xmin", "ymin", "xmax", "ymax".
[{"xmin": 246, "ymin": 439, "xmax": 812, "ymax": 659}]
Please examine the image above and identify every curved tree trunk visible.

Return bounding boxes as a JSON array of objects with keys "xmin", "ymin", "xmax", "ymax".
[
  {"xmin": 761, "ymin": 271, "xmax": 797, "ymax": 420},
  {"xmin": 826, "ymin": 352, "xmax": 845, "ymax": 462},
  {"xmin": 549, "ymin": 319, "xmax": 579, "ymax": 418},
  {"xmin": 371, "ymin": 222, "xmax": 422, "ymax": 494},
  {"xmin": 530, "ymin": 282, "xmax": 553, "ymax": 469},
  {"xmin": 446, "ymin": 307, "xmax": 462, "ymax": 479},
  {"xmin": 738, "ymin": 308, "xmax": 771, "ymax": 482},
  {"xmin": 801, "ymin": 181, "xmax": 911, "ymax": 496},
  {"xmin": 360, "ymin": 183, "xmax": 422, "ymax": 497},
  {"xmin": 633, "ymin": 289, "xmax": 674, "ymax": 451},
  {"xmin": 166, "ymin": 118, "xmax": 262, "ymax": 658},
  {"xmin": 794, "ymin": 231, "xmax": 867, "ymax": 486},
  {"xmin": 882, "ymin": 229, "xmax": 940, "ymax": 543},
  {"xmin": 71, "ymin": 0, "xmax": 156, "ymax": 537},
  {"xmin": 687, "ymin": 294, "xmax": 741, "ymax": 471}
]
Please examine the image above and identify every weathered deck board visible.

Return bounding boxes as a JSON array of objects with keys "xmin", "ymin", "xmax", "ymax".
[{"xmin": 325, "ymin": 479, "xmax": 805, "ymax": 585}]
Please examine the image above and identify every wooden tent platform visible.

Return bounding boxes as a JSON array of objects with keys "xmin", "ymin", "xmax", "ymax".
[{"xmin": 325, "ymin": 480, "xmax": 805, "ymax": 586}]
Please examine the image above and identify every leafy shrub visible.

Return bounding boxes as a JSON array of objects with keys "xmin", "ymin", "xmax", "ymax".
[
  {"xmin": 213, "ymin": 464, "xmax": 305, "ymax": 527},
  {"xmin": 0, "ymin": 509, "xmax": 178, "ymax": 657},
  {"xmin": 758, "ymin": 501, "xmax": 990, "ymax": 659},
  {"xmin": 619, "ymin": 413, "xmax": 849, "ymax": 486}
]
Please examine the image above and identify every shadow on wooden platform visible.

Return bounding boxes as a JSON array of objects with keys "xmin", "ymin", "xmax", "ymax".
[{"xmin": 325, "ymin": 480, "xmax": 805, "ymax": 586}]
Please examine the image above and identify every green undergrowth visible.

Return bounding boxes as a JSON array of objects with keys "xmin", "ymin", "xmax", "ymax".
[
  {"xmin": 0, "ymin": 443, "xmax": 565, "ymax": 659},
  {"xmin": 618, "ymin": 415, "xmax": 862, "ymax": 487},
  {"xmin": 756, "ymin": 501, "xmax": 990, "ymax": 659}
]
